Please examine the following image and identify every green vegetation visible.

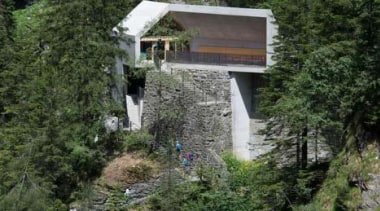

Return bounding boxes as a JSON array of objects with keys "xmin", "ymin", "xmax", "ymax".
[
  {"xmin": 134, "ymin": 3, "xmax": 380, "ymax": 211},
  {"xmin": 0, "ymin": 0, "xmax": 141, "ymax": 209},
  {"xmin": 1, "ymin": 0, "xmax": 380, "ymax": 210},
  {"xmin": 259, "ymin": 0, "xmax": 380, "ymax": 209},
  {"xmin": 124, "ymin": 130, "xmax": 153, "ymax": 152}
]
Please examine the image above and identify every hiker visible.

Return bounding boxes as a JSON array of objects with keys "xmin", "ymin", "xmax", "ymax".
[
  {"xmin": 189, "ymin": 150, "xmax": 194, "ymax": 161},
  {"xmin": 185, "ymin": 151, "xmax": 191, "ymax": 161},
  {"xmin": 175, "ymin": 140, "xmax": 182, "ymax": 159},
  {"xmin": 125, "ymin": 188, "xmax": 135, "ymax": 197},
  {"xmin": 183, "ymin": 156, "xmax": 190, "ymax": 174},
  {"xmin": 185, "ymin": 150, "xmax": 194, "ymax": 162}
]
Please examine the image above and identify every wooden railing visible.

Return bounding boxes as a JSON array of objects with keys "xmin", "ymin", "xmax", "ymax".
[{"xmin": 165, "ymin": 50, "xmax": 266, "ymax": 66}]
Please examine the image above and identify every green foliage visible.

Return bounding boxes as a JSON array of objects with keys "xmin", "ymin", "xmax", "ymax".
[
  {"xmin": 105, "ymin": 189, "xmax": 129, "ymax": 211},
  {"xmin": 225, "ymin": 0, "xmax": 265, "ymax": 8},
  {"xmin": 124, "ymin": 130, "xmax": 153, "ymax": 151},
  {"xmin": 12, "ymin": 0, "xmax": 46, "ymax": 37},
  {"xmin": 257, "ymin": 2, "xmax": 380, "ymax": 208},
  {"xmin": 145, "ymin": 15, "xmax": 182, "ymax": 37},
  {"xmin": 68, "ymin": 143, "xmax": 106, "ymax": 179},
  {"xmin": 147, "ymin": 193, "xmax": 163, "ymax": 210},
  {"xmin": 0, "ymin": 0, "xmax": 16, "ymax": 116},
  {"xmin": 0, "ymin": 0, "xmax": 143, "ymax": 207},
  {"xmin": 298, "ymin": 122, "xmax": 380, "ymax": 210},
  {"xmin": 223, "ymin": 154, "xmax": 288, "ymax": 210},
  {"xmin": 147, "ymin": 154, "xmax": 291, "ymax": 210},
  {"xmin": 143, "ymin": 14, "xmax": 198, "ymax": 53},
  {"xmin": 69, "ymin": 183, "xmax": 97, "ymax": 211},
  {"xmin": 146, "ymin": 71, "xmax": 187, "ymax": 149},
  {"xmin": 1, "ymin": 0, "xmax": 379, "ymax": 209},
  {"xmin": 261, "ymin": 0, "xmax": 380, "ymax": 133},
  {"xmin": 0, "ymin": 173, "xmax": 64, "ymax": 211}
]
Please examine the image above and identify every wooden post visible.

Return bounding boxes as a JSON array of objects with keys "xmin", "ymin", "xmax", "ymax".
[
  {"xmin": 151, "ymin": 42, "xmax": 154, "ymax": 62},
  {"xmin": 164, "ymin": 40, "xmax": 170, "ymax": 61}
]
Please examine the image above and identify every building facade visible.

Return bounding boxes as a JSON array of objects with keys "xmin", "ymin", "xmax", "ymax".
[{"xmin": 115, "ymin": 0, "xmax": 277, "ymax": 160}]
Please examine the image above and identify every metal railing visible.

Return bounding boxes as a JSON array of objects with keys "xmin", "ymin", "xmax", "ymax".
[{"xmin": 165, "ymin": 50, "xmax": 266, "ymax": 66}]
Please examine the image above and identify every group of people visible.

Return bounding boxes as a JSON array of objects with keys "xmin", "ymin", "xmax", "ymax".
[{"xmin": 175, "ymin": 140, "xmax": 196, "ymax": 174}]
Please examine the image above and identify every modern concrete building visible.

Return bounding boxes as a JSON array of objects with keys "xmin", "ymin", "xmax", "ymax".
[{"xmin": 115, "ymin": 0, "xmax": 277, "ymax": 160}]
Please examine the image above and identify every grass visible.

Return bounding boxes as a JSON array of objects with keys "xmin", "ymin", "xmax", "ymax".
[
  {"xmin": 296, "ymin": 129, "xmax": 380, "ymax": 210},
  {"xmin": 96, "ymin": 151, "xmax": 162, "ymax": 189}
]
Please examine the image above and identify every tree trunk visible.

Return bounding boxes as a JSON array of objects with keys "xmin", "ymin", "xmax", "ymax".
[
  {"xmin": 296, "ymin": 133, "xmax": 300, "ymax": 169},
  {"xmin": 315, "ymin": 127, "xmax": 318, "ymax": 165},
  {"xmin": 301, "ymin": 126, "xmax": 308, "ymax": 169}
]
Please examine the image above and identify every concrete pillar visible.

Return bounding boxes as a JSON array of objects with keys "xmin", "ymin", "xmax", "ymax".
[{"xmin": 231, "ymin": 72, "xmax": 251, "ymax": 160}]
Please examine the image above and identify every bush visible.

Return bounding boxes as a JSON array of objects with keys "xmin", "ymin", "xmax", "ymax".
[
  {"xmin": 147, "ymin": 194, "xmax": 163, "ymax": 210},
  {"xmin": 124, "ymin": 130, "xmax": 153, "ymax": 151}
]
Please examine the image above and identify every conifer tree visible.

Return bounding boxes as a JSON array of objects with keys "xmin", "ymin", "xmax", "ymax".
[
  {"xmin": 353, "ymin": 0, "xmax": 380, "ymax": 126},
  {"xmin": 0, "ymin": 0, "xmax": 16, "ymax": 121},
  {"xmin": 0, "ymin": 0, "xmax": 141, "ymax": 207},
  {"xmin": 261, "ymin": 0, "xmax": 380, "ymax": 165}
]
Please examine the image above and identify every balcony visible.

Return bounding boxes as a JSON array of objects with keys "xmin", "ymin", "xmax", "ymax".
[{"xmin": 165, "ymin": 51, "xmax": 266, "ymax": 66}]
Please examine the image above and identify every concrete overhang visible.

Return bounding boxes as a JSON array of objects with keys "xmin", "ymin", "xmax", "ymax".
[
  {"xmin": 164, "ymin": 63, "xmax": 266, "ymax": 74},
  {"xmin": 116, "ymin": 1, "xmax": 169, "ymax": 37},
  {"xmin": 115, "ymin": 0, "xmax": 277, "ymax": 67}
]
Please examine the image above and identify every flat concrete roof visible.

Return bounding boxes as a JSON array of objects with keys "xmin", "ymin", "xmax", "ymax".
[
  {"xmin": 169, "ymin": 3, "xmax": 272, "ymax": 18},
  {"xmin": 117, "ymin": 1, "xmax": 273, "ymax": 37}
]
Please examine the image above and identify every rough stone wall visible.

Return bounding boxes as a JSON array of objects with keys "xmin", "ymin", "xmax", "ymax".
[
  {"xmin": 142, "ymin": 66, "xmax": 232, "ymax": 162},
  {"xmin": 261, "ymin": 119, "xmax": 334, "ymax": 167}
]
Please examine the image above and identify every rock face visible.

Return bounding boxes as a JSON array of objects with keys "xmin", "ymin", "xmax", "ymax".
[
  {"xmin": 142, "ymin": 66, "xmax": 232, "ymax": 162},
  {"xmin": 104, "ymin": 116, "xmax": 119, "ymax": 133},
  {"xmin": 88, "ymin": 175, "xmax": 163, "ymax": 210},
  {"xmin": 360, "ymin": 143, "xmax": 380, "ymax": 210},
  {"xmin": 249, "ymin": 118, "xmax": 276, "ymax": 159},
  {"xmin": 361, "ymin": 173, "xmax": 380, "ymax": 210},
  {"xmin": 257, "ymin": 119, "xmax": 334, "ymax": 167}
]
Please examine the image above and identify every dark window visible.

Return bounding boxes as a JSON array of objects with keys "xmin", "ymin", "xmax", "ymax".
[{"xmin": 123, "ymin": 65, "xmax": 146, "ymax": 95}]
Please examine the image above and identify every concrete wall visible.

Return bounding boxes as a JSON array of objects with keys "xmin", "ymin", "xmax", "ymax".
[
  {"xmin": 231, "ymin": 72, "xmax": 252, "ymax": 160},
  {"xmin": 231, "ymin": 72, "xmax": 269, "ymax": 160}
]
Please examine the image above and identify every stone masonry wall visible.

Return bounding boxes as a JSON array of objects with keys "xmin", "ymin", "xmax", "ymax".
[{"xmin": 142, "ymin": 66, "xmax": 232, "ymax": 163}]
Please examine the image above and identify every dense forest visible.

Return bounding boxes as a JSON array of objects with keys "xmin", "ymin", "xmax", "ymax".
[{"xmin": 0, "ymin": 0, "xmax": 379, "ymax": 210}]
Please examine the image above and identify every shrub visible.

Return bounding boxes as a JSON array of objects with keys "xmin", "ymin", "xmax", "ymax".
[{"xmin": 124, "ymin": 130, "xmax": 153, "ymax": 151}]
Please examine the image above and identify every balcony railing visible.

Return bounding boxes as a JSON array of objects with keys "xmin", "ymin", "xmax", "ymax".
[{"xmin": 165, "ymin": 50, "xmax": 266, "ymax": 66}]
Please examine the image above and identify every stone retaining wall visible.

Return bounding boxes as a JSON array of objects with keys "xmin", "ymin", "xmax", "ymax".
[{"xmin": 142, "ymin": 67, "xmax": 232, "ymax": 162}]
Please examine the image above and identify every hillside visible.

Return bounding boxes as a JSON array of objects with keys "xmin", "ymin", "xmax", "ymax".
[{"xmin": 0, "ymin": 0, "xmax": 379, "ymax": 210}]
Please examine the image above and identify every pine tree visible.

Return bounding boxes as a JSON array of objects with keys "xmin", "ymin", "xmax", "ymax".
[
  {"xmin": 0, "ymin": 0, "xmax": 16, "ymax": 122},
  {"xmin": 260, "ymin": 0, "xmax": 313, "ymax": 116},
  {"xmin": 0, "ymin": 0, "xmax": 141, "ymax": 206},
  {"xmin": 353, "ymin": 0, "xmax": 380, "ymax": 126}
]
